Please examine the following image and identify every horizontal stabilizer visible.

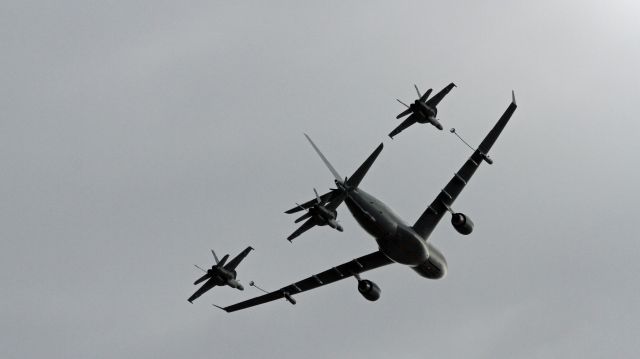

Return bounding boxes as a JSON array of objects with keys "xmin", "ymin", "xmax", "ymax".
[
  {"xmin": 194, "ymin": 273, "xmax": 210, "ymax": 285},
  {"xmin": 295, "ymin": 212, "xmax": 312, "ymax": 223},
  {"xmin": 346, "ymin": 143, "xmax": 383, "ymax": 189},
  {"xmin": 396, "ymin": 107, "xmax": 413, "ymax": 119}
]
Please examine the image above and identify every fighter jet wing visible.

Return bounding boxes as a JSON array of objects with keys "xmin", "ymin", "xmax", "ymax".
[
  {"xmin": 188, "ymin": 278, "xmax": 218, "ymax": 303},
  {"xmin": 219, "ymin": 250, "xmax": 393, "ymax": 312},
  {"xmin": 388, "ymin": 116, "xmax": 417, "ymax": 139},
  {"xmin": 412, "ymin": 92, "xmax": 517, "ymax": 239},
  {"xmin": 287, "ymin": 217, "xmax": 317, "ymax": 241},
  {"xmin": 425, "ymin": 82, "xmax": 456, "ymax": 108},
  {"xmin": 325, "ymin": 192, "xmax": 347, "ymax": 211},
  {"xmin": 285, "ymin": 190, "xmax": 337, "ymax": 214},
  {"xmin": 224, "ymin": 246, "xmax": 254, "ymax": 271}
]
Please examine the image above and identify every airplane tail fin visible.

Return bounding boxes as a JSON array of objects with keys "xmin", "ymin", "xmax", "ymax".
[
  {"xmin": 304, "ymin": 134, "xmax": 343, "ymax": 183},
  {"xmin": 303, "ymin": 134, "xmax": 383, "ymax": 189},
  {"xmin": 420, "ymin": 88, "xmax": 433, "ymax": 103},
  {"xmin": 217, "ymin": 254, "xmax": 229, "ymax": 267}
]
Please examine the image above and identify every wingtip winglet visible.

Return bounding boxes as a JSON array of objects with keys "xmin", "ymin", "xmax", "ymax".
[
  {"xmin": 512, "ymin": 90, "xmax": 516, "ymax": 105},
  {"xmin": 212, "ymin": 304, "xmax": 229, "ymax": 312}
]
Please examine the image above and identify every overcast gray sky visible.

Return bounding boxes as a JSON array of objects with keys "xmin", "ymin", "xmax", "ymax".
[{"xmin": 2, "ymin": 1, "xmax": 640, "ymax": 358}]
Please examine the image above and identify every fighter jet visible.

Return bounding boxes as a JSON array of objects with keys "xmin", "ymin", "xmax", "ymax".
[
  {"xmin": 389, "ymin": 82, "xmax": 456, "ymax": 138},
  {"xmin": 285, "ymin": 187, "xmax": 343, "ymax": 241},
  {"xmin": 188, "ymin": 246, "xmax": 253, "ymax": 303},
  {"xmin": 284, "ymin": 134, "xmax": 383, "ymax": 241},
  {"xmin": 215, "ymin": 91, "xmax": 517, "ymax": 312}
]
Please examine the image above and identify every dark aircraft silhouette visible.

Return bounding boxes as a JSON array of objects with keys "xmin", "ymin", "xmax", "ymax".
[
  {"xmin": 285, "ymin": 187, "xmax": 343, "ymax": 241},
  {"xmin": 217, "ymin": 91, "xmax": 517, "ymax": 312},
  {"xmin": 284, "ymin": 133, "xmax": 383, "ymax": 241},
  {"xmin": 389, "ymin": 82, "xmax": 456, "ymax": 138},
  {"xmin": 188, "ymin": 246, "xmax": 253, "ymax": 303}
]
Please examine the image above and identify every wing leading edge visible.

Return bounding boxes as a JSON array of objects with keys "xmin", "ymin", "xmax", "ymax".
[
  {"xmin": 426, "ymin": 82, "xmax": 456, "ymax": 108},
  {"xmin": 224, "ymin": 246, "xmax": 254, "ymax": 271},
  {"xmin": 220, "ymin": 250, "xmax": 393, "ymax": 312},
  {"xmin": 188, "ymin": 279, "xmax": 217, "ymax": 303},
  {"xmin": 412, "ymin": 91, "xmax": 517, "ymax": 239},
  {"xmin": 388, "ymin": 116, "xmax": 418, "ymax": 139}
]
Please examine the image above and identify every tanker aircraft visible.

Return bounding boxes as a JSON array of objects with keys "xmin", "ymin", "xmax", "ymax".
[
  {"xmin": 188, "ymin": 246, "xmax": 253, "ymax": 303},
  {"xmin": 389, "ymin": 82, "xmax": 456, "ymax": 138},
  {"xmin": 218, "ymin": 92, "xmax": 517, "ymax": 312}
]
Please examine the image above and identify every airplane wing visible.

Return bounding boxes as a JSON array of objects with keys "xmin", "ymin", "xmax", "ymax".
[
  {"xmin": 388, "ymin": 116, "xmax": 417, "ymax": 139},
  {"xmin": 325, "ymin": 192, "xmax": 347, "ymax": 211},
  {"xmin": 188, "ymin": 278, "xmax": 218, "ymax": 303},
  {"xmin": 412, "ymin": 91, "xmax": 517, "ymax": 239},
  {"xmin": 219, "ymin": 250, "xmax": 393, "ymax": 312},
  {"xmin": 224, "ymin": 246, "xmax": 254, "ymax": 271},
  {"xmin": 425, "ymin": 83, "xmax": 456, "ymax": 108},
  {"xmin": 284, "ymin": 190, "xmax": 337, "ymax": 214},
  {"xmin": 287, "ymin": 217, "xmax": 317, "ymax": 241}
]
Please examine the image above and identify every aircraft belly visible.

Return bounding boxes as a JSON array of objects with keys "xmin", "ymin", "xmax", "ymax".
[
  {"xmin": 376, "ymin": 226, "xmax": 429, "ymax": 266},
  {"xmin": 345, "ymin": 192, "xmax": 396, "ymax": 238},
  {"xmin": 416, "ymin": 116, "xmax": 429, "ymax": 124},
  {"xmin": 345, "ymin": 190, "xmax": 427, "ymax": 266}
]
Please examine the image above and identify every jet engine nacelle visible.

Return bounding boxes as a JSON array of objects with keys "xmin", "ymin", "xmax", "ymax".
[
  {"xmin": 451, "ymin": 212, "xmax": 474, "ymax": 235},
  {"xmin": 227, "ymin": 279, "xmax": 244, "ymax": 290},
  {"xmin": 357, "ymin": 279, "xmax": 381, "ymax": 301}
]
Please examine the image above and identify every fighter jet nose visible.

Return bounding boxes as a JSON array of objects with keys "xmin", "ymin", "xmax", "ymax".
[
  {"xmin": 238, "ymin": 285, "xmax": 244, "ymax": 291},
  {"xmin": 337, "ymin": 225, "xmax": 344, "ymax": 232}
]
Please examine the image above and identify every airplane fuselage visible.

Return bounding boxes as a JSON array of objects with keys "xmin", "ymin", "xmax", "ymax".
[
  {"xmin": 207, "ymin": 267, "xmax": 243, "ymax": 289},
  {"xmin": 412, "ymin": 101, "xmax": 435, "ymax": 121},
  {"xmin": 309, "ymin": 205, "xmax": 342, "ymax": 231},
  {"xmin": 410, "ymin": 102, "xmax": 443, "ymax": 130},
  {"xmin": 344, "ymin": 188, "xmax": 447, "ymax": 279}
]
